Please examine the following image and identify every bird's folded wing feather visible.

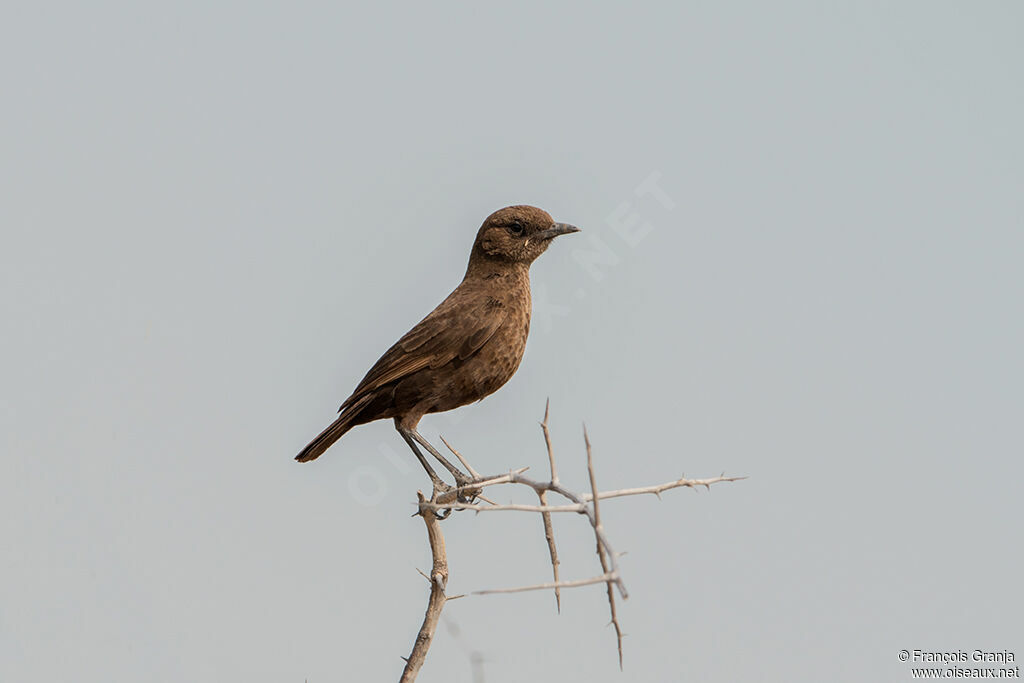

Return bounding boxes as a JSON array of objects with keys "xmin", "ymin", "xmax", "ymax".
[{"xmin": 338, "ymin": 291, "xmax": 507, "ymax": 412}]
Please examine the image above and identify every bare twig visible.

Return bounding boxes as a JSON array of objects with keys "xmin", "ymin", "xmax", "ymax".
[
  {"xmin": 582, "ymin": 474, "xmax": 748, "ymax": 501},
  {"xmin": 539, "ymin": 399, "xmax": 561, "ymax": 611},
  {"xmin": 452, "ymin": 467, "xmax": 530, "ymax": 494},
  {"xmin": 399, "ymin": 491, "xmax": 451, "ymax": 683},
  {"xmin": 541, "ymin": 398, "xmax": 559, "ymax": 484},
  {"xmin": 492, "ymin": 469, "xmax": 630, "ymax": 599},
  {"xmin": 584, "ymin": 425, "xmax": 623, "ymax": 668},
  {"xmin": 397, "ymin": 404, "xmax": 744, "ymax": 680},
  {"xmin": 424, "ymin": 475, "xmax": 747, "ymax": 514},
  {"xmin": 425, "ymin": 501, "xmax": 574, "ymax": 513},
  {"xmin": 439, "ymin": 435, "xmax": 482, "ymax": 480},
  {"xmin": 474, "ymin": 572, "xmax": 618, "ymax": 595},
  {"xmin": 474, "ymin": 493, "xmax": 498, "ymax": 506},
  {"xmin": 537, "ymin": 489, "xmax": 561, "ymax": 612}
]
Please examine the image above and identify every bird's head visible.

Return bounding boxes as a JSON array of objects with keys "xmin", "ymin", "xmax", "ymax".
[{"xmin": 470, "ymin": 205, "xmax": 580, "ymax": 266}]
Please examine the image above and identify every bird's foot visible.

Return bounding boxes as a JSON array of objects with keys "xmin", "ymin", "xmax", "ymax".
[
  {"xmin": 452, "ymin": 471, "xmax": 483, "ymax": 505},
  {"xmin": 424, "ymin": 472, "xmax": 484, "ymax": 518},
  {"xmin": 426, "ymin": 479, "xmax": 457, "ymax": 519}
]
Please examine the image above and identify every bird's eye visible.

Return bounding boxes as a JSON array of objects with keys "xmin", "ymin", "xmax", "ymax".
[{"xmin": 509, "ymin": 222, "xmax": 524, "ymax": 236}]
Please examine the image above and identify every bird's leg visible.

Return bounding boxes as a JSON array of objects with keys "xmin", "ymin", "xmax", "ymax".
[
  {"xmin": 398, "ymin": 429, "xmax": 452, "ymax": 493},
  {"xmin": 409, "ymin": 430, "xmax": 471, "ymax": 483},
  {"xmin": 407, "ymin": 429, "xmax": 482, "ymax": 503},
  {"xmin": 398, "ymin": 430, "xmax": 460, "ymax": 520}
]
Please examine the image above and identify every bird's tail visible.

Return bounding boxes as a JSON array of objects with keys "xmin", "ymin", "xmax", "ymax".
[{"xmin": 295, "ymin": 411, "xmax": 359, "ymax": 463}]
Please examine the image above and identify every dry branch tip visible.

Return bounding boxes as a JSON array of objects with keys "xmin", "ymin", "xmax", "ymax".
[{"xmin": 397, "ymin": 402, "xmax": 743, "ymax": 681}]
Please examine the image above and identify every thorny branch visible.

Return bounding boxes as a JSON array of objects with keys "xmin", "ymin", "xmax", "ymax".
[
  {"xmin": 538, "ymin": 400, "xmax": 562, "ymax": 612},
  {"xmin": 399, "ymin": 403, "xmax": 744, "ymax": 682},
  {"xmin": 398, "ymin": 491, "xmax": 453, "ymax": 683}
]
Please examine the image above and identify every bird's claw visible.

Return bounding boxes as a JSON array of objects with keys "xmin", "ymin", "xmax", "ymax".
[
  {"xmin": 425, "ymin": 475, "xmax": 484, "ymax": 519},
  {"xmin": 453, "ymin": 473, "xmax": 484, "ymax": 505}
]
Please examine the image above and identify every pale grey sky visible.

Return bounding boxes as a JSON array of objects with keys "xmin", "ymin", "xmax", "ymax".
[{"xmin": 2, "ymin": 2, "xmax": 1022, "ymax": 682}]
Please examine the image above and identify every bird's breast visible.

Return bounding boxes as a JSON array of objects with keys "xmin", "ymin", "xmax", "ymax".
[{"xmin": 424, "ymin": 275, "xmax": 532, "ymax": 413}]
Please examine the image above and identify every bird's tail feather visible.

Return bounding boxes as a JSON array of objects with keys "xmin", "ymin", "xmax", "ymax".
[
  {"xmin": 294, "ymin": 393, "xmax": 378, "ymax": 462},
  {"xmin": 295, "ymin": 410, "xmax": 360, "ymax": 463},
  {"xmin": 296, "ymin": 390, "xmax": 378, "ymax": 462}
]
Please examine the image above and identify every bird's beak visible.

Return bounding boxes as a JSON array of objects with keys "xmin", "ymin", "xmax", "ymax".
[{"xmin": 536, "ymin": 222, "xmax": 581, "ymax": 240}]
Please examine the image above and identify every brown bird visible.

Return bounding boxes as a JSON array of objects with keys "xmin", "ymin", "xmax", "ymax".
[{"xmin": 295, "ymin": 205, "xmax": 580, "ymax": 492}]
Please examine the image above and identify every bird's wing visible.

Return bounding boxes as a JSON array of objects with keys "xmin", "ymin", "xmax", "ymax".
[{"xmin": 338, "ymin": 290, "xmax": 507, "ymax": 412}]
